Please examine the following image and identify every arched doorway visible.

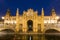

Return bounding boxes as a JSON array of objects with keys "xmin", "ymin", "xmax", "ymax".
[{"xmin": 27, "ymin": 20, "xmax": 33, "ymax": 32}]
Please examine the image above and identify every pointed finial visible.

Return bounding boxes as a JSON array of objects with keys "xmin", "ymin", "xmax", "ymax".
[
  {"xmin": 17, "ymin": 8, "xmax": 19, "ymax": 13},
  {"xmin": 51, "ymin": 8, "xmax": 56, "ymax": 16},
  {"xmin": 7, "ymin": 8, "xmax": 10, "ymax": 13},
  {"xmin": 7, "ymin": 8, "xmax": 10, "ymax": 12},
  {"xmin": 41, "ymin": 8, "xmax": 44, "ymax": 16},
  {"xmin": 16, "ymin": 8, "xmax": 19, "ymax": 16},
  {"xmin": 52, "ymin": 9, "xmax": 55, "ymax": 12},
  {"xmin": 6, "ymin": 8, "xmax": 10, "ymax": 16}
]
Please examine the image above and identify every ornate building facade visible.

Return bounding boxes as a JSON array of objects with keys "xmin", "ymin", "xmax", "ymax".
[{"xmin": 2, "ymin": 8, "xmax": 59, "ymax": 33}]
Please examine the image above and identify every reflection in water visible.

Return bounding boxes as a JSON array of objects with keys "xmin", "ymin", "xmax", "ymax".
[
  {"xmin": 0, "ymin": 33, "xmax": 60, "ymax": 40},
  {"xmin": 28, "ymin": 36, "xmax": 32, "ymax": 40},
  {"xmin": 45, "ymin": 35, "xmax": 60, "ymax": 40},
  {"xmin": 29, "ymin": 36, "xmax": 31, "ymax": 40}
]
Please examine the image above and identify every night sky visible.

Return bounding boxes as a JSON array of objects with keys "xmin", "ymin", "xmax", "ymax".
[{"xmin": 0, "ymin": 0, "xmax": 60, "ymax": 17}]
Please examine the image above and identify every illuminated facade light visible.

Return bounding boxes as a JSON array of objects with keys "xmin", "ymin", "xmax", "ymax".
[
  {"xmin": 51, "ymin": 20, "xmax": 55, "ymax": 23},
  {"xmin": 14, "ymin": 21, "xmax": 16, "ymax": 23},
  {"xmin": 8, "ymin": 21, "xmax": 10, "ymax": 24},
  {"xmin": 11, "ymin": 21, "xmax": 13, "ymax": 24},
  {"xmin": 44, "ymin": 20, "xmax": 57, "ymax": 23},
  {"xmin": 44, "ymin": 20, "xmax": 51, "ymax": 23},
  {"xmin": 2, "ymin": 17, "xmax": 4, "ymax": 19},
  {"xmin": 47, "ymin": 20, "xmax": 50, "ymax": 23},
  {"xmin": 56, "ymin": 16, "xmax": 59, "ymax": 19},
  {"xmin": 44, "ymin": 21, "xmax": 47, "ymax": 23}
]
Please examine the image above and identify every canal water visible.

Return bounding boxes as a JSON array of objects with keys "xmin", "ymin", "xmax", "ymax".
[{"xmin": 0, "ymin": 33, "xmax": 60, "ymax": 40}]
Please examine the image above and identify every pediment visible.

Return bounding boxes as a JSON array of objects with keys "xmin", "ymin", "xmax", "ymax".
[{"xmin": 23, "ymin": 8, "xmax": 38, "ymax": 16}]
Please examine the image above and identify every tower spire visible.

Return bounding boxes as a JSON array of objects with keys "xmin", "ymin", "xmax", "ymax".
[
  {"xmin": 16, "ymin": 8, "xmax": 20, "ymax": 32},
  {"xmin": 51, "ymin": 8, "xmax": 56, "ymax": 16},
  {"xmin": 41, "ymin": 8, "xmax": 44, "ymax": 32},
  {"xmin": 6, "ymin": 8, "xmax": 10, "ymax": 16},
  {"xmin": 16, "ymin": 8, "xmax": 19, "ymax": 16},
  {"xmin": 41, "ymin": 8, "xmax": 44, "ymax": 16}
]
